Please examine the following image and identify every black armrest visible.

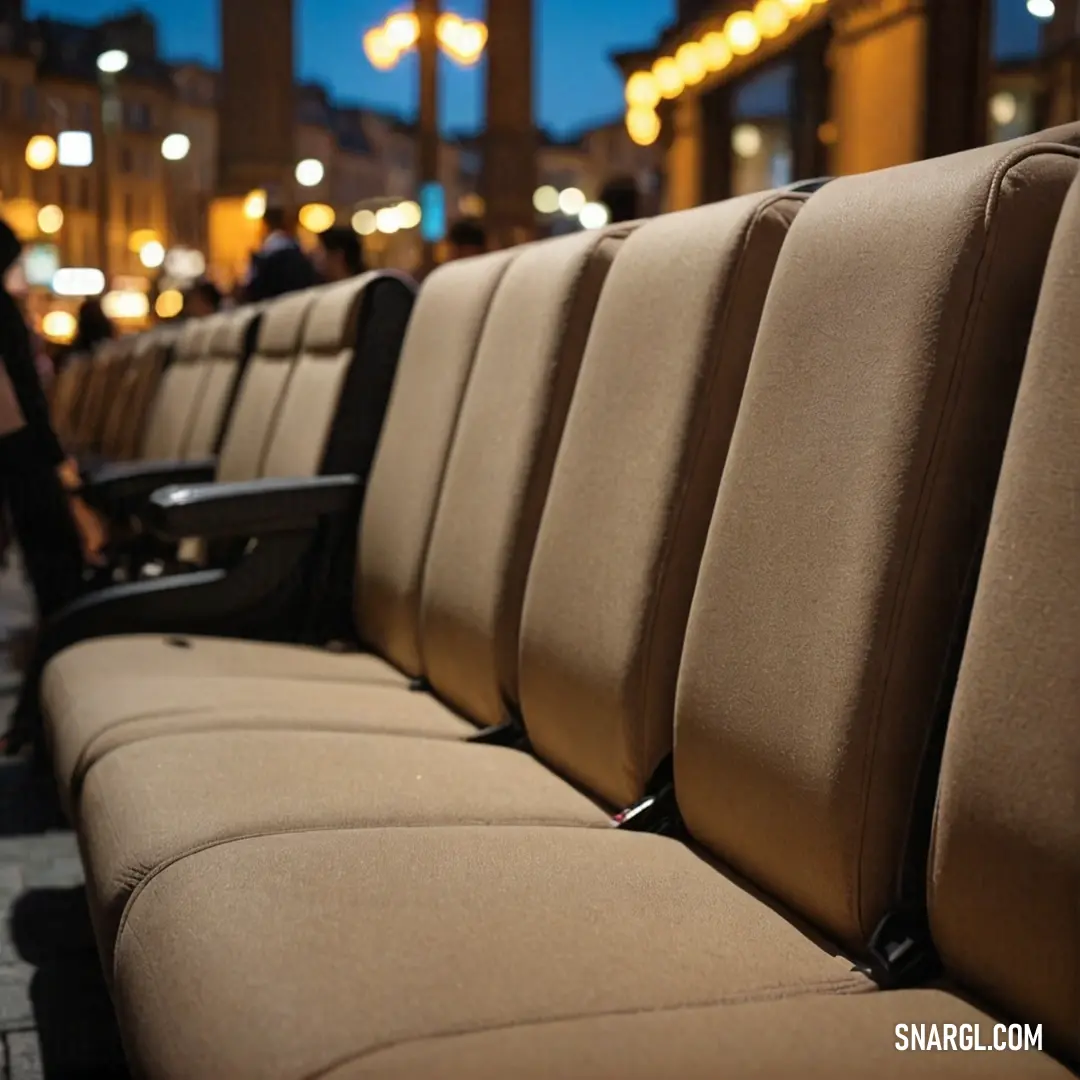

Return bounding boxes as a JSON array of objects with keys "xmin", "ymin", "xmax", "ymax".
[
  {"xmin": 83, "ymin": 458, "xmax": 217, "ymax": 518},
  {"xmin": 145, "ymin": 474, "xmax": 361, "ymax": 541}
]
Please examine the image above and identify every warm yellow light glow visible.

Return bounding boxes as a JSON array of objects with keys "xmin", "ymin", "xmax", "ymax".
[
  {"xmin": 459, "ymin": 193, "xmax": 485, "ymax": 217},
  {"xmin": 989, "ymin": 91, "xmax": 1018, "ymax": 126},
  {"xmin": 242, "ymin": 189, "xmax": 267, "ymax": 221},
  {"xmin": 625, "ymin": 71, "xmax": 661, "ymax": 110},
  {"xmin": 155, "ymin": 289, "xmax": 184, "ymax": 318},
  {"xmin": 780, "ymin": 0, "xmax": 813, "ymax": 15},
  {"xmin": 25, "ymin": 135, "xmax": 57, "ymax": 171},
  {"xmin": 732, "ymin": 123, "xmax": 763, "ymax": 158},
  {"xmin": 626, "ymin": 107, "xmax": 661, "ymax": 147},
  {"xmin": 42, "ymin": 310, "xmax": 77, "ymax": 342},
  {"xmin": 127, "ymin": 228, "xmax": 159, "ymax": 254},
  {"xmin": 139, "ymin": 241, "xmax": 165, "ymax": 269},
  {"xmin": 298, "ymin": 203, "xmax": 335, "ymax": 233},
  {"xmin": 652, "ymin": 56, "xmax": 684, "ymax": 99},
  {"xmin": 1, "ymin": 199, "xmax": 40, "ymax": 241},
  {"xmin": 725, "ymin": 11, "xmax": 762, "ymax": 54},
  {"xmin": 161, "ymin": 133, "xmax": 191, "ymax": 161},
  {"xmin": 37, "ymin": 204, "xmax": 64, "ymax": 234},
  {"xmin": 675, "ymin": 42, "xmax": 707, "ymax": 86},
  {"xmin": 396, "ymin": 200, "xmax": 422, "ymax": 229},
  {"xmin": 352, "ymin": 209, "xmax": 377, "ymax": 236},
  {"xmin": 364, "ymin": 27, "xmax": 399, "ymax": 70},
  {"xmin": 817, "ymin": 120, "xmax": 839, "ymax": 145},
  {"xmin": 701, "ymin": 31, "xmax": 733, "ymax": 72},
  {"xmin": 375, "ymin": 207, "xmax": 401, "ymax": 234},
  {"xmin": 385, "ymin": 11, "xmax": 419, "ymax": 49},
  {"xmin": 754, "ymin": 0, "xmax": 790, "ymax": 37},
  {"xmin": 366, "ymin": 10, "xmax": 487, "ymax": 70},
  {"xmin": 579, "ymin": 202, "xmax": 610, "ymax": 230},
  {"xmin": 52, "ymin": 267, "xmax": 105, "ymax": 296},
  {"xmin": 102, "ymin": 289, "xmax": 150, "ymax": 320},
  {"xmin": 532, "ymin": 185, "xmax": 560, "ymax": 214}
]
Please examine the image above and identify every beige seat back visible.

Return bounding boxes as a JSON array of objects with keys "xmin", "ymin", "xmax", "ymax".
[
  {"xmin": 51, "ymin": 353, "xmax": 92, "ymax": 447},
  {"xmin": 139, "ymin": 315, "xmax": 221, "ymax": 462},
  {"xmin": 928, "ymin": 171, "xmax": 1080, "ymax": 1063},
  {"xmin": 672, "ymin": 131, "xmax": 1080, "ymax": 957},
  {"xmin": 214, "ymin": 289, "xmax": 318, "ymax": 484},
  {"xmin": 183, "ymin": 305, "xmax": 263, "ymax": 462},
  {"xmin": 122, "ymin": 328, "xmax": 175, "ymax": 460},
  {"xmin": 73, "ymin": 338, "xmax": 126, "ymax": 453},
  {"xmin": 259, "ymin": 271, "xmax": 415, "ymax": 481},
  {"xmin": 354, "ymin": 249, "xmax": 518, "ymax": 677},
  {"xmin": 415, "ymin": 228, "xmax": 635, "ymax": 728},
  {"xmin": 517, "ymin": 191, "xmax": 804, "ymax": 808}
]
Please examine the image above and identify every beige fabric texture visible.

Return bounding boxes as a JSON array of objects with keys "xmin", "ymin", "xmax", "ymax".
[
  {"xmin": 215, "ymin": 287, "xmax": 319, "ymax": 484},
  {"xmin": 674, "ymin": 137, "xmax": 1080, "ymax": 955},
  {"xmin": 519, "ymin": 190, "xmax": 804, "ymax": 808},
  {"xmin": 331, "ymin": 990, "xmax": 1073, "ymax": 1079},
  {"xmin": 354, "ymin": 249, "xmax": 518, "ymax": 676},
  {"xmin": 79, "ymin": 731, "xmax": 610, "ymax": 963},
  {"xmin": 139, "ymin": 313, "xmax": 221, "ymax": 461},
  {"xmin": 180, "ymin": 304, "xmax": 262, "ymax": 460},
  {"xmin": 261, "ymin": 273, "xmax": 381, "ymax": 480},
  {"xmin": 112, "ymin": 827, "xmax": 871, "ymax": 1080},
  {"xmin": 418, "ymin": 227, "xmax": 632, "ymax": 727},
  {"xmin": 928, "ymin": 172, "xmax": 1080, "ymax": 1063}
]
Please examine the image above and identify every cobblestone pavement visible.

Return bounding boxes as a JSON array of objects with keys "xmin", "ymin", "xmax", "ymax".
[{"xmin": 0, "ymin": 561, "xmax": 129, "ymax": 1078}]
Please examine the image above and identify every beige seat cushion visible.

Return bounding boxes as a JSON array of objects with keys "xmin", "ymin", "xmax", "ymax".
[
  {"xmin": 79, "ymin": 732, "xmax": 611, "ymax": 963},
  {"xmin": 112, "ymin": 827, "xmax": 871, "ymax": 1080},
  {"xmin": 330, "ymin": 990, "xmax": 1075, "ymax": 1079},
  {"xmin": 45, "ymin": 643, "xmax": 474, "ymax": 813}
]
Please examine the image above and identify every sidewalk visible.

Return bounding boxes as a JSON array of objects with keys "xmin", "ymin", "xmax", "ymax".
[{"xmin": 0, "ymin": 559, "xmax": 128, "ymax": 1078}]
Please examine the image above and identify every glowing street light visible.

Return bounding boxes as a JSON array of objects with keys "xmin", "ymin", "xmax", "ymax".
[
  {"xmin": 243, "ymin": 189, "xmax": 267, "ymax": 221},
  {"xmin": 363, "ymin": 8, "xmax": 488, "ymax": 69},
  {"xmin": 37, "ymin": 204, "xmax": 64, "ymax": 234},
  {"xmin": 96, "ymin": 49, "xmax": 129, "ymax": 74},
  {"xmin": 161, "ymin": 133, "xmax": 191, "ymax": 161},
  {"xmin": 139, "ymin": 240, "xmax": 165, "ymax": 269},
  {"xmin": 295, "ymin": 158, "xmax": 325, "ymax": 187},
  {"xmin": 25, "ymin": 135, "xmax": 57, "ymax": 170},
  {"xmin": 1026, "ymin": 0, "xmax": 1055, "ymax": 18}
]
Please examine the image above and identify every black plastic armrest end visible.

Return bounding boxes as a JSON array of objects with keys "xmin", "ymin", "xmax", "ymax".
[{"xmin": 146, "ymin": 473, "xmax": 361, "ymax": 541}]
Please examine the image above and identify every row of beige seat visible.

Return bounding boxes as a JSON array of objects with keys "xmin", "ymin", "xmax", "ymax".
[
  {"xmin": 40, "ymin": 128, "xmax": 1080, "ymax": 1078},
  {"xmin": 50, "ymin": 326, "xmax": 176, "ymax": 463},
  {"xmin": 74, "ymin": 274, "xmax": 414, "ymax": 585}
]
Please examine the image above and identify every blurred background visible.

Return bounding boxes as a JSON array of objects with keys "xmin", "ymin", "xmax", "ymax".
[{"xmin": 0, "ymin": 0, "xmax": 1074, "ymax": 338}]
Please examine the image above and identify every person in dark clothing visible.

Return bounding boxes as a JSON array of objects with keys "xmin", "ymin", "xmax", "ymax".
[
  {"xmin": 315, "ymin": 226, "xmax": 365, "ymax": 283},
  {"xmin": 446, "ymin": 218, "xmax": 488, "ymax": 261},
  {"xmin": 183, "ymin": 278, "xmax": 222, "ymax": 317},
  {"xmin": 240, "ymin": 205, "xmax": 319, "ymax": 302},
  {"xmin": 0, "ymin": 219, "xmax": 89, "ymax": 622},
  {"xmin": 71, "ymin": 298, "xmax": 115, "ymax": 355}
]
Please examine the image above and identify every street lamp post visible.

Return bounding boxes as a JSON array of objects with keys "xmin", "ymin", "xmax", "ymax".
[
  {"xmin": 96, "ymin": 48, "xmax": 128, "ymax": 286},
  {"xmin": 417, "ymin": 0, "xmax": 439, "ymax": 273},
  {"xmin": 364, "ymin": 5, "xmax": 487, "ymax": 272}
]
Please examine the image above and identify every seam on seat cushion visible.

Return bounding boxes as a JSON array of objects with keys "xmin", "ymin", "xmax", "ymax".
[
  {"xmin": 304, "ymin": 979, "xmax": 874, "ymax": 1080},
  {"xmin": 632, "ymin": 192, "xmax": 804, "ymax": 793},
  {"xmin": 848, "ymin": 143, "xmax": 1080, "ymax": 937},
  {"xmin": 111, "ymin": 821, "xmax": 607, "ymax": 982},
  {"xmin": 71, "ymin": 714, "xmax": 473, "ymax": 807}
]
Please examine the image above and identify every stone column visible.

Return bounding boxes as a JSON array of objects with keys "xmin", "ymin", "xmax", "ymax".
[
  {"xmin": 218, "ymin": 0, "xmax": 295, "ymax": 200},
  {"xmin": 481, "ymin": 0, "xmax": 537, "ymax": 249}
]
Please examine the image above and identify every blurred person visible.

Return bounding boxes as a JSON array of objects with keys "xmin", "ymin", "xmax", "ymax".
[
  {"xmin": 71, "ymin": 297, "xmax": 115, "ymax": 356},
  {"xmin": 0, "ymin": 220, "xmax": 99, "ymax": 633},
  {"xmin": 240, "ymin": 204, "xmax": 318, "ymax": 302},
  {"xmin": 599, "ymin": 177, "xmax": 640, "ymax": 224},
  {"xmin": 315, "ymin": 226, "xmax": 365, "ymax": 283},
  {"xmin": 182, "ymin": 278, "xmax": 222, "ymax": 318},
  {"xmin": 446, "ymin": 219, "xmax": 488, "ymax": 261}
]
